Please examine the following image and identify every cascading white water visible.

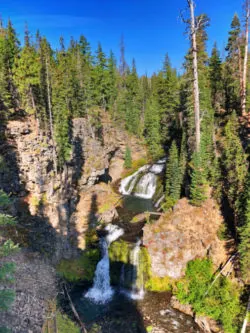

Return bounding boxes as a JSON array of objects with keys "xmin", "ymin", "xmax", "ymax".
[
  {"xmin": 85, "ymin": 224, "xmax": 124, "ymax": 304},
  {"xmin": 119, "ymin": 159, "xmax": 165, "ymax": 199},
  {"xmin": 130, "ymin": 240, "xmax": 144, "ymax": 300}
]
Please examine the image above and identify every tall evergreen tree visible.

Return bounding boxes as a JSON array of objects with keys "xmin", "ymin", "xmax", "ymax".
[
  {"xmin": 190, "ymin": 150, "xmax": 208, "ymax": 206},
  {"xmin": 144, "ymin": 96, "xmax": 163, "ymax": 160},
  {"xmin": 239, "ymin": 175, "xmax": 250, "ymax": 282},
  {"xmin": 165, "ymin": 141, "xmax": 182, "ymax": 209},
  {"xmin": 92, "ymin": 42, "xmax": 108, "ymax": 109},
  {"xmin": 0, "ymin": 20, "xmax": 20, "ymax": 111},
  {"xmin": 13, "ymin": 27, "xmax": 41, "ymax": 117},
  {"xmin": 209, "ymin": 44, "xmax": 224, "ymax": 113},
  {"xmin": 224, "ymin": 14, "xmax": 241, "ymax": 114},
  {"xmin": 153, "ymin": 54, "xmax": 179, "ymax": 144},
  {"xmin": 124, "ymin": 59, "xmax": 141, "ymax": 134},
  {"xmin": 106, "ymin": 51, "xmax": 118, "ymax": 110},
  {"xmin": 222, "ymin": 113, "xmax": 247, "ymax": 221}
]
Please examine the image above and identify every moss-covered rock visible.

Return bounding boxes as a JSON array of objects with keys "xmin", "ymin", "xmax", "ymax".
[
  {"xmin": 109, "ymin": 241, "xmax": 152, "ymax": 289},
  {"xmin": 109, "ymin": 240, "xmax": 131, "ymax": 264},
  {"xmin": 43, "ymin": 301, "xmax": 80, "ymax": 333},
  {"xmin": 145, "ymin": 276, "xmax": 172, "ymax": 292},
  {"xmin": 56, "ymin": 248, "xmax": 100, "ymax": 282}
]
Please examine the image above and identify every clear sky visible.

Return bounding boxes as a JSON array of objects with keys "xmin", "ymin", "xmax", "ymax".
[{"xmin": 0, "ymin": 0, "xmax": 244, "ymax": 75}]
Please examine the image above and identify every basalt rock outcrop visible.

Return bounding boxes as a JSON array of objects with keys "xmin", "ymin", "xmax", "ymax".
[
  {"xmin": 143, "ymin": 198, "xmax": 228, "ymax": 279},
  {"xmin": 2, "ymin": 112, "xmax": 145, "ymax": 260}
]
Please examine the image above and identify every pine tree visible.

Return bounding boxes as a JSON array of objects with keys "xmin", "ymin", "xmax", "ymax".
[
  {"xmin": 38, "ymin": 37, "xmax": 58, "ymax": 174},
  {"xmin": 153, "ymin": 54, "xmax": 179, "ymax": 143},
  {"xmin": 222, "ymin": 113, "xmax": 247, "ymax": 218},
  {"xmin": 92, "ymin": 42, "xmax": 108, "ymax": 109},
  {"xmin": 0, "ymin": 28, "xmax": 11, "ymax": 110},
  {"xmin": 106, "ymin": 51, "xmax": 117, "ymax": 110},
  {"xmin": 239, "ymin": 176, "xmax": 250, "ymax": 282},
  {"xmin": 165, "ymin": 141, "xmax": 181, "ymax": 209},
  {"xmin": 209, "ymin": 43, "xmax": 224, "ymax": 113},
  {"xmin": 144, "ymin": 96, "xmax": 163, "ymax": 160},
  {"xmin": 124, "ymin": 59, "xmax": 141, "ymax": 134},
  {"xmin": 13, "ymin": 27, "xmax": 41, "ymax": 117},
  {"xmin": 124, "ymin": 146, "xmax": 132, "ymax": 169},
  {"xmin": 78, "ymin": 35, "xmax": 93, "ymax": 112},
  {"xmin": 0, "ymin": 20, "xmax": 20, "ymax": 112},
  {"xmin": 190, "ymin": 151, "xmax": 207, "ymax": 206},
  {"xmin": 51, "ymin": 41, "xmax": 72, "ymax": 167},
  {"xmin": 224, "ymin": 14, "xmax": 241, "ymax": 114}
]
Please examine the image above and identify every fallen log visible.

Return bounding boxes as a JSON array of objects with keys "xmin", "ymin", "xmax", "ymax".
[{"xmin": 64, "ymin": 284, "xmax": 88, "ymax": 333}]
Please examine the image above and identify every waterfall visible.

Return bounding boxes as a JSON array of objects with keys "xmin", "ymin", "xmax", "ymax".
[
  {"xmin": 85, "ymin": 224, "xmax": 124, "ymax": 304},
  {"xmin": 119, "ymin": 159, "xmax": 165, "ymax": 199},
  {"xmin": 130, "ymin": 240, "xmax": 144, "ymax": 300}
]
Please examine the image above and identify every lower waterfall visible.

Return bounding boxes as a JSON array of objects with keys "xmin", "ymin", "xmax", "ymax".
[
  {"xmin": 85, "ymin": 224, "xmax": 124, "ymax": 304},
  {"xmin": 130, "ymin": 240, "xmax": 144, "ymax": 300}
]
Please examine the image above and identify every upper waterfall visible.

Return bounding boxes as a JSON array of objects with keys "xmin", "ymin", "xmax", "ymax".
[{"xmin": 119, "ymin": 159, "xmax": 166, "ymax": 199}]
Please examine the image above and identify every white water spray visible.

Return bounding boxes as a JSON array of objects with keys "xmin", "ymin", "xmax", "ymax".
[
  {"xmin": 85, "ymin": 224, "xmax": 124, "ymax": 304},
  {"xmin": 130, "ymin": 240, "xmax": 144, "ymax": 300}
]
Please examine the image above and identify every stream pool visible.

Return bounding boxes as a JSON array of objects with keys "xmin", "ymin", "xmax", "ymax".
[{"xmin": 70, "ymin": 287, "xmax": 202, "ymax": 333}]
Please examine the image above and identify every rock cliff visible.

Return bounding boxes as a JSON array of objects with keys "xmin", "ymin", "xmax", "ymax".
[
  {"xmin": 2, "ymin": 112, "xmax": 146, "ymax": 260},
  {"xmin": 143, "ymin": 198, "xmax": 228, "ymax": 279}
]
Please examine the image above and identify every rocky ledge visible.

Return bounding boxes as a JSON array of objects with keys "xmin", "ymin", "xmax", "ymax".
[{"xmin": 143, "ymin": 198, "xmax": 228, "ymax": 279}]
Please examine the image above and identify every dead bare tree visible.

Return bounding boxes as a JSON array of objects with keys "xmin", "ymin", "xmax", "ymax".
[
  {"xmin": 242, "ymin": 0, "xmax": 250, "ymax": 116},
  {"xmin": 187, "ymin": 0, "xmax": 200, "ymax": 152},
  {"xmin": 45, "ymin": 52, "xmax": 58, "ymax": 176}
]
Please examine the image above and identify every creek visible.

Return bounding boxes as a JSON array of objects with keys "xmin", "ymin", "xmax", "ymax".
[{"xmin": 71, "ymin": 159, "xmax": 203, "ymax": 333}]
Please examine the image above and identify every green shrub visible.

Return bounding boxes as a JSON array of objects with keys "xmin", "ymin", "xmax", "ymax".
[
  {"xmin": 174, "ymin": 258, "xmax": 242, "ymax": 333},
  {"xmin": 56, "ymin": 312, "xmax": 80, "ymax": 333}
]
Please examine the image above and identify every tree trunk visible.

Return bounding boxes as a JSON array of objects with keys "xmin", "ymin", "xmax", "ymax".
[
  {"xmin": 46, "ymin": 55, "xmax": 58, "ymax": 176},
  {"xmin": 188, "ymin": 0, "xmax": 200, "ymax": 152},
  {"xmin": 242, "ymin": 0, "xmax": 250, "ymax": 116},
  {"xmin": 239, "ymin": 45, "xmax": 243, "ymax": 100},
  {"xmin": 29, "ymin": 85, "xmax": 40, "ymax": 135}
]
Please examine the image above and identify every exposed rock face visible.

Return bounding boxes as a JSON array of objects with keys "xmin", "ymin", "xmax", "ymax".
[
  {"xmin": 3, "ymin": 113, "xmax": 145, "ymax": 260},
  {"xmin": 143, "ymin": 198, "xmax": 227, "ymax": 279},
  {"xmin": 70, "ymin": 183, "xmax": 120, "ymax": 250},
  {"xmin": 0, "ymin": 249, "xmax": 57, "ymax": 333}
]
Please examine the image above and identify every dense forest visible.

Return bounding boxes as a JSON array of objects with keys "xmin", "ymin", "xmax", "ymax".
[{"xmin": 0, "ymin": 0, "xmax": 250, "ymax": 332}]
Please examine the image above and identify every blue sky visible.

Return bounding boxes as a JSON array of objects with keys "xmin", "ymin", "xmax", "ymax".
[{"xmin": 0, "ymin": 0, "xmax": 244, "ymax": 75}]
